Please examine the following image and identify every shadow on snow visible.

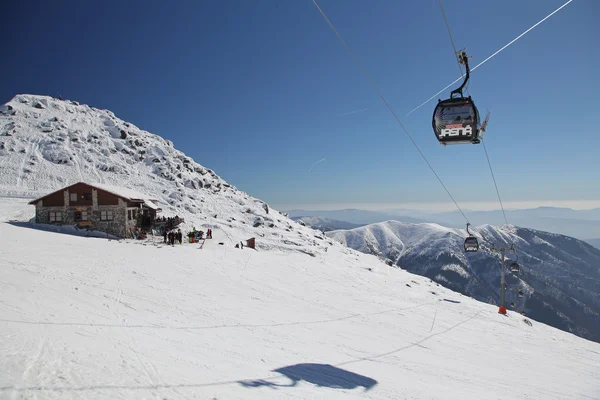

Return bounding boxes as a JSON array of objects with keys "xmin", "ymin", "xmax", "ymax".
[
  {"xmin": 6, "ymin": 221, "xmax": 118, "ymax": 240},
  {"xmin": 239, "ymin": 363, "xmax": 377, "ymax": 391}
]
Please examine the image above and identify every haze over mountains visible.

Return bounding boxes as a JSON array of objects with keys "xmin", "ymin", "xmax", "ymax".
[
  {"xmin": 286, "ymin": 209, "xmax": 435, "ymax": 226},
  {"xmin": 584, "ymin": 238, "xmax": 600, "ymax": 250},
  {"xmin": 291, "ymin": 216, "xmax": 364, "ymax": 232}
]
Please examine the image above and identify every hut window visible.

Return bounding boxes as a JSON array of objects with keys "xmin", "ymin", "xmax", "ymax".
[
  {"xmin": 83, "ymin": 192, "xmax": 92, "ymax": 201},
  {"xmin": 101, "ymin": 210, "xmax": 114, "ymax": 221},
  {"xmin": 75, "ymin": 211, "xmax": 89, "ymax": 221},
  {"xmin": 49, "ymin": 212, "xmax": 62, "ymax": 222},
  {"xmin": 70, "ymin": 193, "xmax": 77, "ymax": 202}
]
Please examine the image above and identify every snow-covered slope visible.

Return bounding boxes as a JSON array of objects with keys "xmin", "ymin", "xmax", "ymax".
[
  {"xmin": 327, "ymin": 221, "xmax": 600, "ymax": 343},
  {"xmin": 1, "ymin": 199, "xmax": 598, "ymax": 399},
  {"xmin": 0, "ymin": 94, "xmax": 329, "ymax": 253}
]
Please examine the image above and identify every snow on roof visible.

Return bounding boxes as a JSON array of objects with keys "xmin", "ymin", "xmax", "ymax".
[
  {"xmin": 89, "ymin": 182, "xmax": 159, "ymax": 209},
  {"xmin": 28, "ymin": 182, "xmax": 160, "ymax": 210}
]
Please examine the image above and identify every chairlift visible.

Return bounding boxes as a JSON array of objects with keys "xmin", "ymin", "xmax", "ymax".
[
  {"xmin": 432, "ymin": 51, "xmax": 487, "ymax": 146},
  {"xmin": 464, "ymin": 223, "xmax": 479, "ymax": 252},
  {"xmin": 518, "ymin": 290, "xmax": 524, "ymax": 298}
]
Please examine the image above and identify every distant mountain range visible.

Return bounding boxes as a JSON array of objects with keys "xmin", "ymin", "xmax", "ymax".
[
  {"xmin": 326, "ymin": 221, "xmax": 600, "ymax": 343},
  {"xmin": 286, "ymin": 209, "xmax": 440, "ymax": 226},
  {"xmin": 290, "ymin": 216, "xmax": 364, "ymax": 232},
  {"xmin": 286, "ymin": 207, "xmax": 600, "ymax": 240}
]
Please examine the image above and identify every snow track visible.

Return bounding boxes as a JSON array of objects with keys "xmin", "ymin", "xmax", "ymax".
[{"xmin": 15, "ymin": 136, "xmax": 41, "ymax": 189}]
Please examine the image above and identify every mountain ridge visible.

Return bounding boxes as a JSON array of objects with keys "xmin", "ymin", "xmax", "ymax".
[
  {"xmin": 327, "ymin": 220, "xmax": 600, "ymax": 343},
  {"xmin": 288, "ymin": 206, "xmax": 600, "ymax": 239}
]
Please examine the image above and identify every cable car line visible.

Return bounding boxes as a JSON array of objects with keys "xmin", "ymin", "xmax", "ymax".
[
  {"xmin": 434, "ymin": 10, "xmax": 485, "ymax": 250},
  {"xmin": 435, "ymin": 0, "xmax": 524, "ymax": 311},
  {"xmin": 436, "ymin": 2, "xmax": 507, "ymax": 224},
  {"xmin": 438, "ymin": 0, "xmax": 469, "ymax": 97},
  {"xmin": 311, "ymin": 0, "xmax": 471, "ymax": 225},
  {"xmin": 435, "ymin": 3, "xmax": 514, "ymax": 258},
  {"xmin": 407, "ymin": 0, "xmax": 574, "ymax": 117},
  {"xmin": 481, "ymin": 138, "xmax": 508, "ymax": 227}
]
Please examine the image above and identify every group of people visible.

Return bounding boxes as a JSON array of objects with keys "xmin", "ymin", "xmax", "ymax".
[
  {"xmin": 161, "ymin": 227, "xmax": 214, "ymax": 245},
  {"xmin": 163, "ymin": 229, "xmax": 183, "ymax": 245},
  {"xmin": 187, "ymin": 227, "xmax": 212, "ymax": 242},
  {"xmin": 134, "ymin": 228, "xmax": 147, "ymax": 240},
  {"xmin": 155, "ymin": 215, "xmax": 183, "ymax": 231}
]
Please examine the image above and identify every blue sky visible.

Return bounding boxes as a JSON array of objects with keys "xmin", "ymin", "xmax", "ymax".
[{"xmin": 3, "ymin": 0, "xmax": 598, "ymax": 212}]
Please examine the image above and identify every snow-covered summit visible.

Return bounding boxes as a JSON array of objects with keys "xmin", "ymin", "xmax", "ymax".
[{"xmin": 0, "ymin": 94, "xmax": 330, "ymax": 252}]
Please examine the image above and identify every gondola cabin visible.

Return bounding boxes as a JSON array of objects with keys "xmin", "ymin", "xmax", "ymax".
[
  {"xmin": 464, "ymin": 236, "xmax": 479, "ymax": 252},
  {"xmin": 510, "ymin": 262, "xmax": 520, "ymax": 274},
  {"xmin": 432, "ymin": 97, "xmax": 481, "ymax": 145}
]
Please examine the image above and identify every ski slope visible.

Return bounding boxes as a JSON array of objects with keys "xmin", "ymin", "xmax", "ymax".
[{"xmin": 1, "ymin": 199, "xmax": 598, "ymax": 400}]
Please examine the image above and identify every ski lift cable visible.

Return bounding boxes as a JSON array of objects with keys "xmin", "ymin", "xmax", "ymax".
[
  {"xmin": 438, "ymin": 0, "xmax": 470, "ymax": 98},
  {"xmin": 438, "ymin": 1, "xmax": 510, "ymax": 239},
  {"xmin": 407, "ymin": 0, "xmax": 574, "ymax": 117},
  {"xmin": 311, "ymin": 0, "xmax": 471, "ymax": 225},
  {"xmin": 481, "ymin": 138, "xmax": 509, "ymax": 228}
]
